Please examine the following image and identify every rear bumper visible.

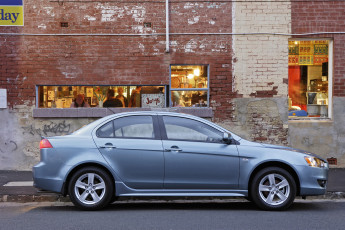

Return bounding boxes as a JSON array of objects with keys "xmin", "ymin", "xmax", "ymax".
[{"xmin": 32, "ymin": 162, "xmax": 64, "ymax": 193}]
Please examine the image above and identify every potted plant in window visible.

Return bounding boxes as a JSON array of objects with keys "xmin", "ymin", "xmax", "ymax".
[{"xmin": 94, "ymin": 87, "xmax": 107, "ymax": 107}]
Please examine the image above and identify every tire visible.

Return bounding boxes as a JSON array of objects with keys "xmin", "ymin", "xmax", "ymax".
[
  {"xmin": 68, "ymin": 167, "xmax": 114, "ymax": 211},
  {"xmin": 250, "ymin": 167, "xmax": 296, "ymax": 211}
]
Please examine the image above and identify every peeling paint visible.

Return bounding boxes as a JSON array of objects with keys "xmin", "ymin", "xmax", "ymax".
[
  {"xmin": 185, "ymin": 39, "xmax": 197, "ymax": 53},
  {"xmin": 132, "ymin": 25, "xmax": 144, "ymax": 33},
  {"xmin": 207, "ymin": 3, "xmax": 222, "ymax": 9},
  {"xmin": 170, "ymin": 41, "xmax": 178, "ymax": 46},
  {"xmin": 62, "ymin": 72, "xmax": 77, "ymax": 79},
  {"xmin": 209, "ymin": 20, "xmax": 216, "ymax": 25},
  {"xmin": 38, "ymin": 24, "xmax": 46, "ymax": 29},
  {"xmin": 43, "ymin": 7, "xmax": 55, "ymax": 17},
  {"xmin": 184, "ymin": 3, "xmax": 195, "ymax": 9},
  {"xmin": 184, "ymin": 3, "xmax": 204, "ymax": 9},
  {"xmin": 96, "ymin": 4, "xmax": 146, "ymax": 24},
  {"xmin": 138, "ymin": 43, "xmax": 145, "ymax": 52},
  {"xmin": 84, "ymin": 15, "xmax": 96, "ymax": 21},
  {"xmin": 188, "ymin": 16, "xmax": 200, "ymax": 25},
  {"xmin": 212, "ymin": 44, "xmax": 227, "ymax": 53}
]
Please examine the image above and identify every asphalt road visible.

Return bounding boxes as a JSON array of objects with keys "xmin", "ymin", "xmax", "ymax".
[{"xmin": 1, "ymin": 200, "xmax": 345, "ymax": 230}]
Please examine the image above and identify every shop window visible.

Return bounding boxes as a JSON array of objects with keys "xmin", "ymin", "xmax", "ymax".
[
  {"xmin": 288, "ymin": 40, "xmax": 332, "ymax": 119},
  {"xmin": 170, "ymin": 65, "xmax": 209, "ymax": 107},
  {"xmin": 37, "ymin": 85, "xmax": 166, "ymax": 108}
]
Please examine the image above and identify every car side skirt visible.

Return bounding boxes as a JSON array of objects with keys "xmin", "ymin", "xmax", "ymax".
[{"xmin": 115, "ymin": 181, "xmax": 248, "ymax": 197}]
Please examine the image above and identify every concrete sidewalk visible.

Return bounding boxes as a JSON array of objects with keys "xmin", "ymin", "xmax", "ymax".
[{"xmin": 1, "ymin": 169, "xmax": 345, "ymax": 203}]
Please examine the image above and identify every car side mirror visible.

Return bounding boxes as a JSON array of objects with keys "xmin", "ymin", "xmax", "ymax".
[{"xmin": 222, "ymin": 133, "xmax": 232, "ymax": 145}]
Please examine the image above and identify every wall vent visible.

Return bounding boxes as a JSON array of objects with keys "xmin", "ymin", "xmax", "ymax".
[
  {"xmin": 327, "ymin": 157, "xmax": 337, "ymax": 165},
  {"xmin": 60, "ymin": 22, "xmax": 68, "ymax": 27}
]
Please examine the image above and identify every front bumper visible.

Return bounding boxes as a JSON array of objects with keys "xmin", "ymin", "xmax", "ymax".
[{"xmin": 297, "ymin": 164, "xmax": 329, "ymax": 196}]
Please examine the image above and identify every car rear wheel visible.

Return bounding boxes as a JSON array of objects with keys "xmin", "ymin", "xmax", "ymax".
[
  {"xmin": 251, "ymin": 167, "xmax": 296, "ymax": 211},
  {"xmin": 68, "ymin": 167, "xmax": 114, "ymax": 210}
]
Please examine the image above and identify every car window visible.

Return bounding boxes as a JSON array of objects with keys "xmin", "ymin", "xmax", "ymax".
[
  {"xmin": 114, "ymin": 116, "xmax": 154, "ymax": 139},
  {"xmin": 162, "ymin": 116, "xmax": 223, "ymax": 143},
  {"xmin": 96, "ymin": 121, "xmax": 114, "ymax": 138}
]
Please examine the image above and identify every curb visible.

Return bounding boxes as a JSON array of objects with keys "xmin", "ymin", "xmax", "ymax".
[
  {"xmin": 1, "ymin": 192, "xmax": 345, "ymax": 203},
  {"xmin": 0, "ymin": 194, "xmax": 70, "ymax": 203}
]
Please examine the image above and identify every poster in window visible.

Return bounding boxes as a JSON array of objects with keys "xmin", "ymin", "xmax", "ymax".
[
  {"xmin": 299, "ymin": 41, "xmax": 314, "ymax": 55},
  {"xmin": 288, "ymin": 55, "xmax": 299, "ymax": 65},
  {"xmin": 141, "ymin": 94, "xmax": 165, "ymax": 108},
  {"xmin": 299, "ymin": 55, "xmax": 313, "ymax": 65},
  {"xmin": 48, "ymin": 91, "xmax": 55, "ymax": 100},
  {"xmin": 86, "ymin": 88, "xmax": 93, "ymax": 97},
  {"xmin": 314, "ymin": 55, "xmax": 328, "ymax": 65}
]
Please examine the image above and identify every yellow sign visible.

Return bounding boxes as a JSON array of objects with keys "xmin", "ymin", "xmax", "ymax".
[{"xmin": 0, "ymin": 0, "xmax": 24, "ymax": 26}]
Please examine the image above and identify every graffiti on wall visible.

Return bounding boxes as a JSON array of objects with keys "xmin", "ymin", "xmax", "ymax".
[
  {"xmin": 0, "ymin": 140, "xmax": 17, "ymax": 153},
  {"xmin": 23, "ymin": 120, "xmax": 71, "ymax": 136}
]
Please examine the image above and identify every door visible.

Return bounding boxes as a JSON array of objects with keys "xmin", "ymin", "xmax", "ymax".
[
  {"xmin": 93, "ymin": 115, "xmax": 164, "ymax": 189},
  {"xmin": 160, "ymin": 115, "xmax": 240, "ymax": 189}
]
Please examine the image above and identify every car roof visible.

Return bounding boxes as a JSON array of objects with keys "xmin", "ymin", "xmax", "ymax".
[{"xmin": 72, "ymin": 111, "xmax": 241, "ymax": 140}]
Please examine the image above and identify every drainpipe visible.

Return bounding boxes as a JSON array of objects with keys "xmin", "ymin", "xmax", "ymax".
[{"xmin": 165, "ymin": 0, "xmax": 169, "ymax": 53}]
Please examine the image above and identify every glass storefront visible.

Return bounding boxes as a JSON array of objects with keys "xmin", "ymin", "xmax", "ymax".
[
  {"xmin": 37, "ymin": 65, "xmax": 210, "ymax": 109},
  {"xmin": 37, "ymin": 85, "xmax": 166, "ymax": 108},
  {"xmin": 288, "ymin": 40, "xmax": 330, "ymax": 118}
]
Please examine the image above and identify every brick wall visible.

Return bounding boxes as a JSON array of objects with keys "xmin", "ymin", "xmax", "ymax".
[
  {"xmin": 0, "ymin": 0, "xmax": 234, "ymax": 118},
  {"xmin": 227, "ymin": 1, "xmax": 290, "ymax": 145},
  {"xmin": 0, "ymin": 0, "xmax": 236, "ymax": 169},
  {"xmin": 291, "ymin": 0, "xmax": 345, "ymax": 97},
  {"xmin": 232, "ymin": 1, "xmax": 291, "ymax": 98}
]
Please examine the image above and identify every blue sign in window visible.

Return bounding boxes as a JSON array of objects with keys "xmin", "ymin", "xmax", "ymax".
[{"xmin": 0, "ymin": 0, "xmax": 23, "ymax": 6}]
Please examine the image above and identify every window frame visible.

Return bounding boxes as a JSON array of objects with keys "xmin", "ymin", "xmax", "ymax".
[
  {"xmin": 96, "ymin": 120, "xmax": 115, "ymax": 138},
  {"xmin": 169, "ymin": 64, "xmax": 210, "ymax": 108},
  {"xmin": 288, "ymin": 38, "xmax": 333, "ymax": 120},
  {"xmin": 35, "ymin": 85, "xmax": 168, "ymax": 109},
  {"xmin": 96, "ymin": 115, "xmax": 161, "ymax": 140},
  {"xmin": 158, "ymin": 115, "xmax": 224, "ymax": 144}
]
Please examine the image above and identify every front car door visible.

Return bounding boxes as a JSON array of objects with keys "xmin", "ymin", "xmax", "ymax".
[
  {"xmin": 160, "ymin": 115, "xmax": 240, "ymax": 189},
  {"xmin": 93, "ymin": 115, "xmax": 164, "ymax": 189}
]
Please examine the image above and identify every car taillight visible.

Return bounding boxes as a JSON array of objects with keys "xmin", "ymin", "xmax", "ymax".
[{"xmin": 40, "ymin": 139, "xmax": 53, "ymax": 149}]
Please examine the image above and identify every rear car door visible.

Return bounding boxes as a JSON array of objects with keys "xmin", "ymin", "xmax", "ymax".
[
  {"xmin": 93, "ymin": 115, "xmax": 164, "ymax": 189},
  {"xmin": 160, "ymin": 115, "xmax": 240, "ymax": 189}
]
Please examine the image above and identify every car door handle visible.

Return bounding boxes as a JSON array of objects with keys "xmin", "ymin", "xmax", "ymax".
[
  {"xmin": 165, "ymin": 146, "xmax": 182, "ymax": 152},
  {"xmin": 99, "ymin": 143, "xmax": 117, "ymax": 148}
]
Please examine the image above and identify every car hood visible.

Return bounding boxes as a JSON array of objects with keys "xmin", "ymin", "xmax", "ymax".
[{"xmin": 259, "ymin": 143, "xmax": 327, "ymax": 161}]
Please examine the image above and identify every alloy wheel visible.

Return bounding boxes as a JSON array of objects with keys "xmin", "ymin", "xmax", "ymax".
[
  {"xmin": 258, "ymin": 173, "xmax": 290, "ymax": 206},
  {"xmin": 74, "ymin": 173, "xmax": 106, "ymax": 205}
]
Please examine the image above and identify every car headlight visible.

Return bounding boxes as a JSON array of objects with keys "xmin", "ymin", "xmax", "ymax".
[{"xmin": 304, "ymin": 156, "xmax": 327, "ymax": 168}]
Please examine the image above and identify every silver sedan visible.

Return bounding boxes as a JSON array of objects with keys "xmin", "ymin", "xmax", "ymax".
[{"xmin": 33, "ymin": 111, "xmax": 328, "ymax": 210}]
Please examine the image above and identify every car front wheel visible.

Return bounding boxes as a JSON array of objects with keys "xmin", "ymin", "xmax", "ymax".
[
  {"xmin": 68, "ymin": 167, "xmax": 114, "ymax": 210},
  {"xmin": 251, "ymin": 167, "xmax": 296, "ymax": 211}
]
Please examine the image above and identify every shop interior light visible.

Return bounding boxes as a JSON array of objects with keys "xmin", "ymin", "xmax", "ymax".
[
  {"xmin": 294, "ymin": 41, "xmax": 298, "ymax": 45},
  {"xmin": 194, "ymin": 68, "xmax": 200, "ymax": 76},
  {"xmin": 187, "ymin": 74, "xmax": 194, "ymax": 79}
]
